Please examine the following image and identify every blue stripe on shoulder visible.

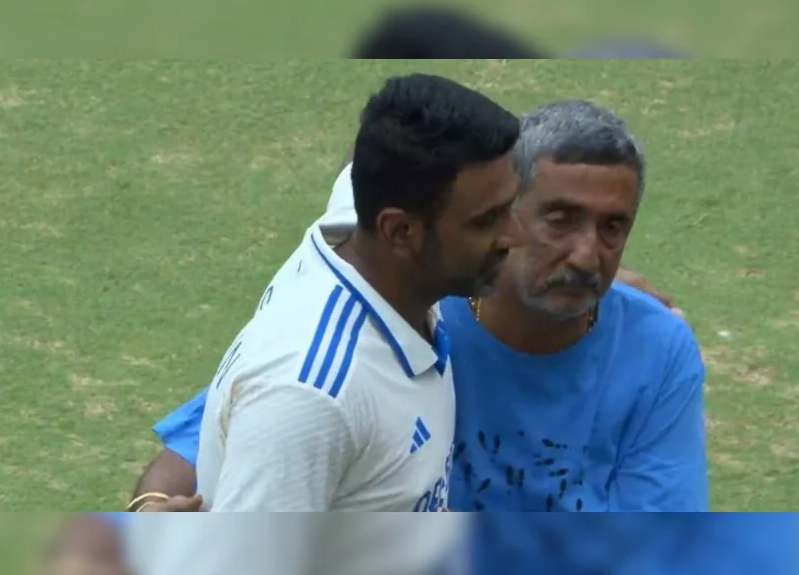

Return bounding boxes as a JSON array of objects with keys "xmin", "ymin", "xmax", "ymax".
[
  {"xmin": 314, "ymin": 293, "xmax": 358, "ymax": 389},
  {"xmin": 299, "ymin": 285, "xmax": 344, "ymax": 383},
  {"xmin": 328, "ymin": 307, "xmax": 369, "ymax": 399}
]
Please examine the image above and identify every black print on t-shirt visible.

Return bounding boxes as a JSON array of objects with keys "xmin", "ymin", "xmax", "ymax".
[{"xmin": 453, "ymin": 431, "xmax": 586, "ymax": 512}]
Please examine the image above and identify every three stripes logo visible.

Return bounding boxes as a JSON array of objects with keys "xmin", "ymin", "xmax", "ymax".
[{"xmin": 409, "ymin": 417, "xmax": 432, "ymax": 454}]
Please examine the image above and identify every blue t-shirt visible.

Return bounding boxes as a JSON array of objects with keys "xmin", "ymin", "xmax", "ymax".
[
  {"xmin": 443, "ymin": 283, "xmax": 707, "ymax": 573},
  {"xmin": 115, "ymin": 284, "xmax": 799, "ymax": 574},
  {"xmin": 445, "ymin": 282, "xmax": 708, "ymax": 512}
]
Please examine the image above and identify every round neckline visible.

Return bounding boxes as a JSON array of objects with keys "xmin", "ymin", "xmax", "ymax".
[{"xmin": 451, "ymin": 295, "xmax": 608, "ymax": 366}]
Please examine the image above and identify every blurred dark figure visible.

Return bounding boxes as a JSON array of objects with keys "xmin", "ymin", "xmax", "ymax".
[
  {"xmin": 352, "ymin": 8, "xmax": 551, "ymax": 59},
  {"xmin": 352, "ymin": 8, "xmax": 685, "ymax": 60}
]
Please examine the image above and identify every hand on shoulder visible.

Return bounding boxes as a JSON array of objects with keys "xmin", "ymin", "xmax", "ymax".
[{"xmin": 615, "ymin": 268, "xmax": 688, "ymax": 322}]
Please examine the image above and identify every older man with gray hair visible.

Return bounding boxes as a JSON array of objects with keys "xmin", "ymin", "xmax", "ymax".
[
  {"xmin": 450, "ymin": 99, "xmax": 706, "ymax": 513},
  {"xmin": 448, "ymin": 100, "xmax": 706, "ymax": 571}
]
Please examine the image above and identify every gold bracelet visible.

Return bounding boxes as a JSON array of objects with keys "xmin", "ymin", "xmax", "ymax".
[
  {"xmin": 127, "ymin": 492, "xmax": 170, "ymax": 512},
  {"xmin": 135, "ymin": 501, "xmax": 162, "ymax": 512}
]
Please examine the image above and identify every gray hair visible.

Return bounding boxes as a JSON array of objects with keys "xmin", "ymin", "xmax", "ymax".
[{"xmin": 513, "ymin": 100, "xmax": 646, "ymax": 200}]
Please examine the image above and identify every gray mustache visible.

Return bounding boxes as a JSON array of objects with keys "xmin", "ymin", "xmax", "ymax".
[{"xmin": 545, "ymin": 268, "xmax": 601, "ymax": 291}]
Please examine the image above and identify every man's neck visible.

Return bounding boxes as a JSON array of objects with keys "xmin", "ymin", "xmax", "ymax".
[
  {"xmin": 335, "ymin": 232, "xmax": 435, "ymax": 340},
  {"xmin": 478, "ymin": 289, "xmax": 593, "ymax": 355}
]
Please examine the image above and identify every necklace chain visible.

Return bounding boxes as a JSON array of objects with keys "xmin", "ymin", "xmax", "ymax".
[
  {"xmin": 469, "ymin": 296, "xmax": 483, "ymax": 322},
  {"xmin": 468, "ymin": 297, "xmax": 598, "ymax": 334}
]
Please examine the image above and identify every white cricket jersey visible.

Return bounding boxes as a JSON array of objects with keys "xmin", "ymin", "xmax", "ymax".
[
  {"xmin": 125, "ymin": 164, "xmax": 464, "ymax": 575},
  {"xmin": 195, "ymin": 212, "xmax": 456, "ymax": 512}
]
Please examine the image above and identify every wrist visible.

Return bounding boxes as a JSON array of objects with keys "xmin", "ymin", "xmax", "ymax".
[{"xmin": 126, "ymin": 492, "xmax": 170, "ymax": 512}]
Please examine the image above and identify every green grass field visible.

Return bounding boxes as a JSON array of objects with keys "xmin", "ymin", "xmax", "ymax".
[{"xmin": 0, "ymin": 60, "xmax": 797, "ymax": 512}]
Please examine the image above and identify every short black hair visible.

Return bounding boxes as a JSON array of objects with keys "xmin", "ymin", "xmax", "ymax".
[
  {"xmin": 351, "ymin": 8, "xmax": 550, "ymax": 59},
  {"xmin": 351, "ymin": 73, "xmax": 520, "ymax": 231}
]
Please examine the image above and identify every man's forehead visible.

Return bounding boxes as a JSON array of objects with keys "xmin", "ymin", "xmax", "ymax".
[
  {"xmin": 525, "ymin": 160, "xmax": 639, "ymax": 209},
  {"xmin": 533, "ymin": 159, "xmax": 638, "ymax": 188},
  {"xmin": 449, "ymin": 157, "xmax": 518, "ymax": 211}
]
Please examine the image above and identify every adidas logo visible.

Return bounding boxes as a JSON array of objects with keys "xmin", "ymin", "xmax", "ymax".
[{"xmin": 409, "ymin": 417, "xmax": 431, "ymax": 454}]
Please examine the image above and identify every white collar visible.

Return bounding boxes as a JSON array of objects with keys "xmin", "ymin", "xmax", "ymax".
[{"xmin": 310, "ymin": 224, "xmax": 449, "ymax": 378}]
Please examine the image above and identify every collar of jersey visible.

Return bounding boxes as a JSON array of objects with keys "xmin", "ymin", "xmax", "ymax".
[{"xmin": 310, "ymin": 226, "xmax": 449, "ymax": 378}]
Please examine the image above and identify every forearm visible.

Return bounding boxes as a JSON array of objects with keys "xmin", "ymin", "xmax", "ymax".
[{"xmin": 132, "ymin": 449, "xmax": 197, "ymax": 500}]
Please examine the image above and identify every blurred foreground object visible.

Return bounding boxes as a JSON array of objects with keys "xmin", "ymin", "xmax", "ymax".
[
  {"xmin": 351, "ymin": 7, "xmax": 690, "ymax": 60},
  {"xmin": 46, "ymin": 515, "xmax": 127, "ymax": 574},
  {"xmin": 352, "ymin": 8, "xmax": 552, "ymax": 58},
  {"xmin": 126, "ymin": 513, "xmax": 470, "ymax": 575}
]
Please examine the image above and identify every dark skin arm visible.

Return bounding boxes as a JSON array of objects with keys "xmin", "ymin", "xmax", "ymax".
[{"xmin": 132, "ymin": 449, "xmax": 197, "ymax": 500}]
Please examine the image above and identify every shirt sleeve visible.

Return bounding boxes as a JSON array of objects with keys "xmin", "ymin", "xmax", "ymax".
[
  {"xmin": 210, "ymin": 378, "xmax": 357, "ymax": 511},
  {"xmin": 609, "ymin": 322, "xmax": 709, "ymax": 511},
  {"xmin": 151, "ymin": 387, "xmax": 208, "ymax": 467}
]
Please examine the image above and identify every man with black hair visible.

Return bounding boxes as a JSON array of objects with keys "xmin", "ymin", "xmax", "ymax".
[{"xmin": 122, "ymin": 73, "xmax": 522, "ymax": 575}]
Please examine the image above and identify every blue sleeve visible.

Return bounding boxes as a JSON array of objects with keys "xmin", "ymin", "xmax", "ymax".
[
  {"xmin": 610, "ymin": 323, "xmax": 709, "ymax": 511},
  {"xmin": 151, "ymin": 387, "xmax": 209, "ymax": 468}
]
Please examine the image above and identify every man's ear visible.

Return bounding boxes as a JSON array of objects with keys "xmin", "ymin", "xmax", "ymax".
[{"xmin": 375, "ymin": 208, "xmax": 425, "ymax": 256}]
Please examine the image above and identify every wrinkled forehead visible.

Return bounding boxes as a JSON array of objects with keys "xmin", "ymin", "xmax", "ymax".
[{"xmin": 522, "ymin": 159, "xmax": 640, "ymax": 212}]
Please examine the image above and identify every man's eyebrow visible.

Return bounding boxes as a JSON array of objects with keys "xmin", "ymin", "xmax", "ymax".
[
  {"xmin": 538, "ymin": 198, "xmax": 584, "ymax": 212},
  {"xmin": 538, "ymin": 198, "xmax": 633, "ymax": 220},
  {"xmin": 470, "ymin": 195, "xmax": 517, "ymax": 221}
]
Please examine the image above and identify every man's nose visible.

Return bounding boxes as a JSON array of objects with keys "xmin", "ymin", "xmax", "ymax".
[{"xmin": 567, "ymin": 225, "xmax": 601, "ymax": 275}]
